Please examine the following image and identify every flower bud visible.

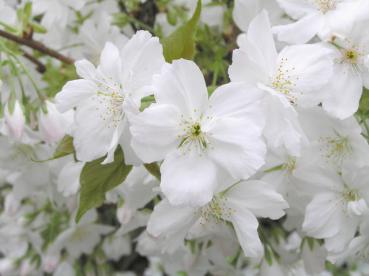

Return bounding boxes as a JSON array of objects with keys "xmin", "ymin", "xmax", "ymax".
[
  {"xmin": 4, "ymin": 100, "xmax": 25, "ymax": 141},
  {"xmin": 42, "ymin": 254, "xmax": 60, "ymax": 273},
  {"xmin": 0, "ymin": 258, "xmax": 15, "ymax": 275},
  {"xmin": 38, "ymin": 101, "xmax": 73, "ymax": 143}
]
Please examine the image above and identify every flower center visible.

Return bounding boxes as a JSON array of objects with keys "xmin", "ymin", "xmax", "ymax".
[
  {"xmin": 342, "ymin": 189, "xmax": 359, "ymax": 202},
  {"xmin": 319, "ymin": 135, "xmax": 352, "ymax": 166},
  {"xmin": 93, "ymin": 79, "xmax": 125, "ymax": 129},
  {"xmin": 343, "ymin": 49, "xmax": 361, "ymax": 64},
  {"xmin": 331, "ymin": 36, "xmax": 366, "ymax": 66},
  {"xmin": 191, "ymin": 123, "xmax": 202, "ymax": 137},
  {"xmin": 271, "ymin": 57, "xmax": 299, "ymax": 104},
  {"xmin": 313, "ymin": 0, "xmax": 337, "ymax": 13},
  {"xmin": 283, "ymin": 157, "xmax": 296, "ymax": 173},
  {"xmin": 199, "ymin": 196, "xmax": 234, "ymax": 224},
  {"xmin": 178, "ymin": 120, "xmax": 210, "ymax": 154}
]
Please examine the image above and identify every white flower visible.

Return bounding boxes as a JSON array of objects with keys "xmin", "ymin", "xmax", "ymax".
[
  {"xmin": 320, "ymin": 20, "xmax": 369, "ymax": 119},
  {"xmin": 0, "ymin": 258, "xmax": 15, "ymax": 275},
  {"xmin": 261, "ymin": 148, "xmax": 310, "ymax": 213},
  {"xmin": 129, "ymin": 59, "xmax": 266, "ymax": 206},
  {"xmin": 42, "ymin": 253, "xmax": 60, "ymax": 273},
  {"xmin": 233, "ymin": 0, "xmax": 289, "ymax": 33},
  {"xmin": 47, "ymin": 210, "xmax": 113, "ymax": 258},
  {"xmin": 108, "ymin": 166, "xmax": 158, "ymax": 224},
  {"xmin": 273, "ymin": 0, "xmax": 360, "ymax": 44},
  {"xmin": 146, "ymin": 180, "xmax": 288, "ymax": 259},
  {"xmin": 2, "ymin": 100, "xmax": 25, "ymax": 141},
  {"xmin": 296, "ymin": 165, "xmax": 369, "ymax": 253},
  {"xmin": 229, "ymin": 10, "xmax": 333, "ymax": 154},
  {"xmin": 56, "ymin": 30, "xmax": 165, "ymax": 164},
  {"xmin": 53, "ymin": 261, "xmax": 74, "ymax": 276},
  {"xmin": 102, "ymin": 233, "xmax": 131, "ymax": 261},
  {"xmin": 332, "ymin": 218, "xmax": 369, "ymax": 263},
  {"xmin": 298, "ymin": 107, "xmax": 369, "ymax": 170},
  {"xmin": 57, "ymin": 161, "xmax": 84, "ymax": 197},
  {"xmin": 38, "ymin": 101, "xmax": 73, "ymax": 144},
  {"xmin": 33, "ymin": 0, "xmax": 87, "ymax": 28},
  {"xmin": 79, "ymin": 15, "xmax": 128, "ymax": 63}
]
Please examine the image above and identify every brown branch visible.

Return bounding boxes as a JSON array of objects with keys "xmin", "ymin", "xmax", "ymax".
[
  {"xmin": 0, "ymin": 29, "xmax": 75, "ymax": 65},
  {"xmin": 22, "ymin": 50, "xmax": 46, "ymax": 73}
]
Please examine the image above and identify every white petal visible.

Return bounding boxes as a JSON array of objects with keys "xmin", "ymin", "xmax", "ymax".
[
  {"xmin": 98, "ymin": 42, "xmax": 122, "ymax": 83},
  {"xmin": 247, "ymin": 10, "xmax": 278, "ymax": 71},
  {"xmin": 324, "ymin": 217, "xmax": 359, "ymax": 253},
  {"xmin": 228, "ymin": 48, "xmax": 268, "ymax": 84},
  {"xmin": 294, "ymin": 165, "xmax": 343, "ymax": 193},
  {"xmin": 73, "ymin": 98, "xmax": 115, "ymax": 161},
  {"xmin": 75, "ymin": 59, "xmax": 97, "ymax": 80},
  {"xmin": 273, "ymin": 14, "xmax": 323, "ymax": 44},
  {"xmin": 120, "ymin": 30, "xmax": 165, "ymax": 94},
  {"xmin": 277, "ymin": 43, "xmax": 334, "ymax": 107},
  {"xmin": 153, "ymin": 59, "xmax": 208, "ymax": 119},
  {"xmin": 262, "ymin": 95, "xmax": 305, "ymax": 155},
  {"xmin": 147, "ymin": 199, "xmax": 196, "ymax": 238},
  {"xmin": 322, "ymin": 64, "xmax": 363, "ymax": 119},
  {"xmin": 231, "ymin": 208, "xmax": 263, "ymax": 258},
  {"xmin": 232, "ymin": 0, "xmax": 260, "ymax": 32},
  {"xmin": 129, "ymin": 104, "xmax": 181, "ymax": 163},
  {"xmin": 207, "ymin": 82, "xmax": 264, "ymax": 119},
  {"xmin": 207, "ymin": 117, "xmax": 266, "ymax": 179},
  {"xmin": 303, "ymin": 193, "xmax": 343, "ymax": 239},
  {"xmin": 301, "ymin": 241, "xmax": 327, "ymax": 275},
  {"xmin": 119, "ymin": 121, "xmax": 142, "ymax": 166},
  {"xmin": 39, "ymin": 101, "xmax": 73, "ymax": 143},
  {"xmin": 55, "ymin": 79, "xmax": 97, "ymax": 112},
  {"xmin": 227, "ymin": 180, "xmax": 288, "ymax": 219},
  {"xmin": 4, "ymin": 101, "xmax": 25, "ymax": 141},
  {"xmin": 161, "ymin": 151, "xmax": 218, "ymax": 207},
  {"xmin": 347, "ymin": 199, "xmax": 368, "ymax": 217},
  {"xmin": 276, "ymin": 0, "xmax": 315, "ymax": 19},
  {"xmin": 57, "ymin": 162, "xmax": 84, "ymax": 197},
  {"xmin": 102, "ymin": 121, "xmax": 124, "ymax": 165}
]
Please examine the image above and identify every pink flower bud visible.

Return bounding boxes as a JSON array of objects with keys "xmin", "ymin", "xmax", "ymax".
[
  {"xmin": 38, "ymin": 101, "xmax": 73, "ymax": 143},
  {"xmin": 4, "ymin": 100, "xmax": 25, "ymax": 141}
]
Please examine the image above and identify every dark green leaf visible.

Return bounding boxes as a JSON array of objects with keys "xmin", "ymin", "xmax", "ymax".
[
  {"xmin": 144, "ymin": 162, "xmax": 161, "ymax": 181},
  {"xmin": 75, "ymin": 146, "xmax": 132, "ymax": 222},
  {"xmin": 53, "ymin": 135, "xmax": 75, "ymax": 159},
  {"xmin": 161, "ymin": 0, "xmax": 202, "ymax": 62},
  {"xmin": 358, "ymin": 88, "xmax": 369, "ymax": 115},
  {"xmin": 140, "ymin": 95, "xmax": 155, "ymax": 111}
]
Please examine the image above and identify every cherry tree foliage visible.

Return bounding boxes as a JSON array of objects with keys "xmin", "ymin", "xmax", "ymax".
[{"xmin": 0, "ymin": 0, "xmax": 369, "ymax": 275}]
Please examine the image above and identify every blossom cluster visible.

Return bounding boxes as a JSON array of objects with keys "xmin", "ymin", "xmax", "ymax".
[{"xmin": 1, "ymin": 0, "xmax": 369, "ymax": 275}]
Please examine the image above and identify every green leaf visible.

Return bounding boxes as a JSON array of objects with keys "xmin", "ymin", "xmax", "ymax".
[
  {"xmin": 161, "ymin": 0, "xmax": 202, "ymax": 62},
  {"xmin": 0, "ymin": 22, "xmax": 18, "ymax": 33},
  {"xmin": 264, "ymin": 245, "xmax": 274, "ymax": 266},
  {"xmin": 23, "ymin": 2, "xmax": 32, "ymax": 22},
  {"xmin": 53, "ymin": 135, "xmax": 75, "ymax": 159},
  {"xmin": 359, "ymin": 88, "xmax": 369, "ymax": 115},
  {"xmin": 29, "ymin": 21, "xmax": 47, "ymax": 33},
  {"xmin": 140, "ymin": 94, "xmax": 155, "ymax": 111},
  {"xmin": 75, "ymin": 146, "xmax": 132, "ymax": 222},
  {"xmin": 7, "ymin": 91, "xmax": 16, "ymax": 114},
  {"xmin": 144, "ymin": 162, "xmax": 161, "ymax": 181}
]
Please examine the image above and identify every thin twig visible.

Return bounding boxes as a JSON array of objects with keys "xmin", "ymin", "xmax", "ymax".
[
  {"xmin": 0, "ymin": 29, "xmax": 75, "ymax": 64},
  {"xmin": 22, "ymin": 50, "xmax": 46, "ymax": 73}
]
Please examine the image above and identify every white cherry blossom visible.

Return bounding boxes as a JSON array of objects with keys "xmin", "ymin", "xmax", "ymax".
[{"xmin": 129, "ymin": 59, "xmax": 266, "ymax": 206}]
